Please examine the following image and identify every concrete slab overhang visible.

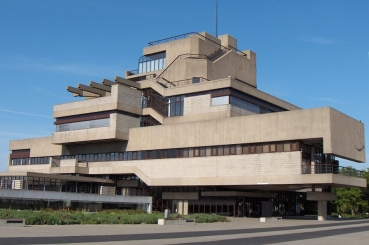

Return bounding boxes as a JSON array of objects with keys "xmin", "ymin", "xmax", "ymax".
[
  {"xmin": 202, "ymin": 191, "xmax": 277, "ymax": 198},
  {"xmin": 127, "ymin": 107, "xmax": 365, "ymax": 163},
  {"xmin": 88, "ymin": 159, "xmax": 367, "ymax": 190}
]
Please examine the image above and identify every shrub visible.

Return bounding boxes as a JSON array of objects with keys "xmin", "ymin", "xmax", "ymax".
[{"xmin": 0, "ymin": 209, "xmax": 227, "ymax": 225}]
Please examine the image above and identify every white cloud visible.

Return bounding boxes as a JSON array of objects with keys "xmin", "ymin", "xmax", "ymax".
[
  {"xmin": 0, "ymin": 131, "xmax": 46, "ymax": 138},
  {"xmin": 0, "ymin": 109, "xmax": 52, "ymax": 118},
  {"xmin": 32, "ymin": 86, "xmax": 75, "ymax": 100},
  {"xmin": 299, "ymin": 36, "xmax": 335, "ymax": 45},
  {"xmin": 0, "ymin": 55, "xmax": 121, "ymax": 77},
  {"xmin": 307, "ymin": 97, "xmax": 345, "ymax": 104}
]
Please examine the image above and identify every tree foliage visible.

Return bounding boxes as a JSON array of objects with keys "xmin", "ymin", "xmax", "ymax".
[{"xmin": 333, "ymin": 167, "xmax": 369, "ymax": 216}]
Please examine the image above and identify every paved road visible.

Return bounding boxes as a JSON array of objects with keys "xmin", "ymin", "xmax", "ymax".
[{"xmin": 0, "ymin": 218, "xmax": 368, "ymax": 245}]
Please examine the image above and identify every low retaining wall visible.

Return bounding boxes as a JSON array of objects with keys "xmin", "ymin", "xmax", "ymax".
[
  {"xmin": 158, "ymin": 219, "xmax": 194, "ymax": 225},
  {"xmin": 260, "ymin": 217, "xmax": 282, "ymax": 222},
  {"xmin": 0, "ymin": 218, "xmax": 25, "ymax": 227}
]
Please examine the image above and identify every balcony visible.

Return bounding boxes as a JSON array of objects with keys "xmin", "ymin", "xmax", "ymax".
[
  {"xmin": 301, "ymin": 164, "xmax": 365, "ymax": 178},
  {"xmin": 51, "ymin": 113, "xmax": 139, "ymax": 144}
]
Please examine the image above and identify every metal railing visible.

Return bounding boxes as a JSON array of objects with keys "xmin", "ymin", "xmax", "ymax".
[
  {"xmin": 301, "ymin": 164, "xmax": 364, "ymax": 178},
  {"xmin": 148, "ymin": 32, "xmax": 247, "ymax": 57},
  {"xmin": 127, "ymin": 69, "xmax": 139, "ymax": 76},
  {"xmin": 158, "ymin": 77, "xmax": 210, "ymax": 88}
]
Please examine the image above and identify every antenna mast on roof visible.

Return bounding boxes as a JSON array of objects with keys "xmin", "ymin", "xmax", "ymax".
[{"xmin": 215, "ymin": 0, "xmax": 218, "ymax": 37}]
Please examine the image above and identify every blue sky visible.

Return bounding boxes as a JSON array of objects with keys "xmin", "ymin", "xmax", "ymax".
[{"xmin": 0, "ymin": 0, "xmax": 368, "ymax": 172}]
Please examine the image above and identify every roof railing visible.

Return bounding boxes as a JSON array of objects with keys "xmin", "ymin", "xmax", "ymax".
[{"xmin": 148, "ymin": 32, "xmax": 247, "ymax": 57}]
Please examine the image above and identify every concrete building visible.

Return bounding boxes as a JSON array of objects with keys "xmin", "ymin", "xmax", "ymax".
[{"xmin": 1, "ymin": 32, "xmax": 366, "ymax": 220}]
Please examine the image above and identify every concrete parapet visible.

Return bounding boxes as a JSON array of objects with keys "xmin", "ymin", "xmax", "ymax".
[
  {"xmin": 0, "ymin": 218, "xmax": 25, "ymax": 227},
  {"xmin": 158, "ymin": 219, "xmax": 194, "ymax": 225},
  {"xmin": 260, "ymin": 217, "xmax": 282, "ymax": 222}
]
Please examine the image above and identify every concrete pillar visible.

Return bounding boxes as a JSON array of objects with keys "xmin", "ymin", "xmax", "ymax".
[
  {"xmin": 146, "ymin": 203, "xmax": 152, "ymax": 214},
  {"xmin": 318, "ymin": 201, "xmax": 327, "ymax": 221},
  {"xmin": 183, "ymin": 200, "xmax": 188, "ymax": 215},
  {"xmin": 177, "ymin": 200, "xmax": 183, "ymax": 214},
  {"xmin": 310, "ymin": 147, "xmax": 316, "ymax": 174}
]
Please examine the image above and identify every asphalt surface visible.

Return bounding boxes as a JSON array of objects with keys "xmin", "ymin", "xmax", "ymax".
[{"xmin": 0, "ymin": 218, "xmax": 368, "ymax": 245}]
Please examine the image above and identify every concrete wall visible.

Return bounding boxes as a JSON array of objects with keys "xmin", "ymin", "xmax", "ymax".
[
  {"xmin": 51, "ymin": 112, "xmax": 139, "ymax": 145},
  {"xmin": 63, "ymin": 141, "xmax": 127, "ymax": 155},
  {"xmin": 52, "ymin": 114, "xmax": 123, "ymax": 144},
  {"xmin": 126, "ymin": 107, "xmax": 365, "ymax": 163},
  {"xmin": 142, "ymin": 32, "xmax": 256, "ymax": 87},
  {"xmin": 54, "ymin": 84, "xmax": 141, "ymax": 118},
  {"xmin": 330, "ymin": 108, "xmax": 366, "ymax": 162},
  {"xmin": 86, "ymin": 152, "xmax": 366, "ymax": 188},
  {"xmin": 8, "ymin": 163, "xmax": 50, "ymax": 173},
  {"xmin": 88, "ymin": 152, "xmax": 302, "ymax": 186},
  {"xmin": 116, "ymin": 114, "xmax": 140, "ymax": 134},
  {"xmin": 9, "ymin": 137, "xmax": 63, "ymax": 157},
  {"xmin": 143, "ymin": 33, "xmax": 219, "ymax": 67},
  {"xmin": 139, "ymin": 78, "xmax": 300, "ymax": 111}
]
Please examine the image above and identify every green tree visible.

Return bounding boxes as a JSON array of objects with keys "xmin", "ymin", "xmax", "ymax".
[
  {"xmin": 333, "ymin": 167, "xmax": 369, "ymax": 216},
  {"xmin": 361, "ymin": 168, "xmax": 369, "ymax": 212},
  {"xmin": 334, "ymin": 187, "xmax": 366, "ymax": 216}
]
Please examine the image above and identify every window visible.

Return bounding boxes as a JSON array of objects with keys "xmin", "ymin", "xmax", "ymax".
[
  {"xmin": 183, "ymin": 148, "xmax": 189, "ymax": 158},
  {"xmin": 151, "ymin": 150, "xmax": 156, "ymax": 159},
  {"xmin": 56, "ymin": 118, "xmax": 110, "ymax": 132},
  {"xmin": 230, "ymin": 145, "xmax": 236, "ymax": 155},
  {"xmin": 161, "ymin": 150, "xmax": 167, "ymax": 159},
  {"xmin": 211, "ymin": 146, "xmax": 218, "ymax": 156},
  {"xmin": 270, "ymin": 143, "xmax": 276, "ymax": 152},
  {"xmin": 132, "ymin": 152, "xmax": 137, "ymax": 160},
  {"xmin": 168, "ymin": 95, "xmax": 184, "ymax": 117},
  {"xmin": 194, "ymin": 148, "xmax": 200, "ymax": 157},
  {"xmin": 169, "ymin": 149, "xmax": 178, "ymax": 158},
  {"xmin": 192, "ymin": 77, "xmax": 200, "ymax": 84},
  {"xmin": 177, "ymin": 149, "xmax": 183, "ymax": 158},
  {"xmin": 200, "ymin": 147, "xmax": 206, "ymax": 157},
  {"xmin": 230, "ymin": 96, "xmax": 260, "ymax": 114},
  {"xmin": 242, "ymin": 145, "xmax": 249, "ymax": 154},
  {"xmin": 217, "ymin": 146, "xmax": 224, "ymax": 156},
  {"xmin": 262, "ymin": 144, "xmax": 269, "ymax": 153},
  {"xmin": 141, "ymin": 151, "xmax": 146, "ymax": 160},
  {"xmin": 277, "ymin": 143, "xmax": 284, "ymax": 152},
  {"xmin": 224, "ymin": 146, "xmax": 230, "ymax": 155},
  {"xmin": 256, "ymin": 145, "xmax": 263, "ymax": 154},
  {"xmin": 212, "ymin": 96, "xmax": 229, "ymax": 106},
  {"xmin": 138, "ymin": 52, "xmax": 166, "ymax": 74}
]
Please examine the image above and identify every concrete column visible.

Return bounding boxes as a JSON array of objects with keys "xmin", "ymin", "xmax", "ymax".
[
  {"xmin": 318, "ymin": 201, "xmax": 327, "ymax": 221},
  {"xmin": 7, "ymin": 154, "xmax": 11, "ymax": 171},
  {"xmin": 183, "ymin": 200, "xmax": 188, "ymax": 215},
  {"xmin": 310, "ymin": 147, "xmax": 316, "ymax": 174},
  {"xmin": 146, "ymin": 203, "xmax": 152, "ymax": 214},
  {"xmin": 177, "ymin": 200, "xmax": 183, "ymax": 214}
]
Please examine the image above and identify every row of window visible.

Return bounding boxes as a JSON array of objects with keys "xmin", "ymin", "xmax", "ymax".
[
  {"xmin": 11, "ymin": 149, "xmax": 30, "ymax": 153},
  {"xmin": 11, "ymin": 141, "xmax": 321, "ymax": 166},
  {"xmin": 11, "ymin": 157, "xmax": 50, "ymax": 166},
  {"xmin": 55, "ymin": 111, "xmax": 111, "ymax": 122},
  {"xmin": 230, "ymin": 96, "xmax": 271, "ymax": 114},
  {"xmin": 56, "ymin": 118, "xmax": 110, "ymax": 132},
  {"xmin": 55, "ymin": 141, "xmax": 303, "ymax": 163},
  {"xmin": 138, "ymin": 52, "xmax": 166, "ymax": 74},
  {"xmin": 230, "ymin": 89, "xmax": 285, "ymax": 112}
]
